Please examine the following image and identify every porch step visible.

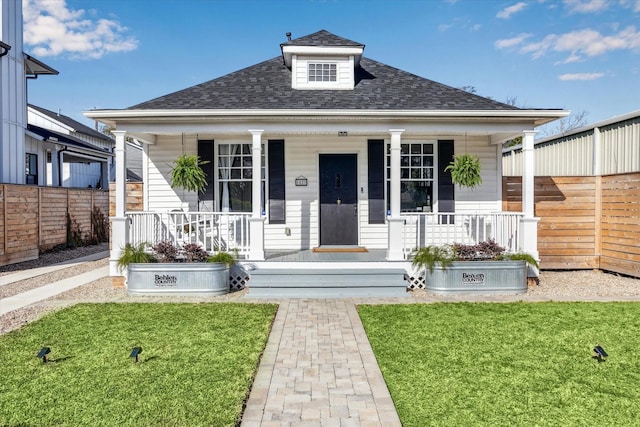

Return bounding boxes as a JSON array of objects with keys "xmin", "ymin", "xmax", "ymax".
[{"xmin": 244, "ymin": 265, "xmax": 410, "ymax": 298}]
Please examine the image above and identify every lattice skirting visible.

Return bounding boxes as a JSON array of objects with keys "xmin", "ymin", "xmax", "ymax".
[
  {"xmin": 229, "ymin": 264, "xmax": 251, "ymax": 291},
  {"xmin": 404, "ymin": 268, "xmax": 426, "ymax": 290}
]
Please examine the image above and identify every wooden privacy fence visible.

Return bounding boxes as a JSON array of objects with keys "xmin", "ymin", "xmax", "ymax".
[
  {"xmin": 503, "ymin": 172, "xmax": 640, "ymax": 278},
  {"xmin": 0, "ymin": 185, "xmax": 109, "ymax": 266}
]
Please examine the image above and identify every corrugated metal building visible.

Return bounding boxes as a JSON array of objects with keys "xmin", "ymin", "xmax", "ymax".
[{"xmin": 503, "ymin": 110, "xmax": 640, "ymax": 176}]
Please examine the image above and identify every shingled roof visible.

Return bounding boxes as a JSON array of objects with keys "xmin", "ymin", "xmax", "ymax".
[
  {"xmin": 280, "ymin": 29, "xmax": 364, "ymax": 47},
  {"xmin": 129, "ymin": 31, "xmax": 519, "ymax": 112}
]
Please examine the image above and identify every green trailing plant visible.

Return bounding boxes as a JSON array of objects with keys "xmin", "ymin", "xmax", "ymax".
[
  {"xmin": 208, "ymin": 251, "xmax": 237, "ymax": 267},
  {"xmin": 412, "ymin": 244, "xmax": 456, "ymax": 273},
  {"xmin": 169, "ymin": 154, "xmax": 209, "ymax": 193},
  {"xmin": 445, "ymin": 153, "xmax": 483, "ymax": 189},
  {"xmin": 497, "ymin": 252, "xmax": 540, "ymax": 270},
  {"xmin": 116, "ymin": 242, "xmax": 157, "ymax": 271}
]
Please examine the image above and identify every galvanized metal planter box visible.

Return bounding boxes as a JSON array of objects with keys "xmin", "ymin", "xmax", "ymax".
[
  {"xmin": 424, "ymin": 260, "xmax": 527, "ymax": 295},
  {"xmin": 127, "ymin": 263, "xmax": 229, "ymax": 296}
]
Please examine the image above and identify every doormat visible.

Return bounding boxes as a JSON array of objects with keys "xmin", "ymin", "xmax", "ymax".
[{"xmin": 312, "ymin": 247, "xmax": 369, "ymax": 253}]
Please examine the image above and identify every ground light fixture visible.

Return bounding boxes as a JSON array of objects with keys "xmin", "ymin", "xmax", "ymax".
[
  {"xmin": 37, "ymin": 347, "xmax": 51, "ymax": 363},
  {"xmin": 130, "ymin": 347, "xmax": 142, "ymax": 363},
  {"xmin": 593, "ymin": 345, "xmax": 608, "ymax": 362}
]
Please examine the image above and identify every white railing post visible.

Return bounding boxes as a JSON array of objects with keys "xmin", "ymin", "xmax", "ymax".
[
  {"xmin": 110, "ymin": 130, "xmax": 128, "ymax": 277},
  {"xmin": 248, "ymin": 130, "xmax": 265, "ymax": 260}
]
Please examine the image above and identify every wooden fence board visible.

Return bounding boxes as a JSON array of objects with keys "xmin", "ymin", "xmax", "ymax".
[
  {"xmin": 503, "ymin": 172, "xmax": 640, "ymax": 278},
  {"xmin": 0, "ymin": 185, "xmax": 110, "ymax": 266}
]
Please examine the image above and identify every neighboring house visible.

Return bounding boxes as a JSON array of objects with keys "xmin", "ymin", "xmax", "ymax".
[
  {"xmin": 1, "ymin": 0, "xmax": 58, "ymax": 185},
  {"xmin": 86, "ymin": 30, "xmax": 567, "ymax": 277},
  {"xmin": 502, "ymin": 110, "xmax": 640, "ymax": 176},
  {"xmin": 26, "ymin": 105, "xmax": 113, "ymax": 188}
]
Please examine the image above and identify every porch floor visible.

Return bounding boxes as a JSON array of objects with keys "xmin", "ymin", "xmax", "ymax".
[{"xmin": 263, "ymin": 248, "xmax": 393, "ymax": 262}]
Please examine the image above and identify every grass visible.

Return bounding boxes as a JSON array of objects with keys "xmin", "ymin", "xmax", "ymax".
[
  {"xmin": 358, "ymin": 302, "xmax": 640, "ymax": 426},
  {"xmin": 0, "ymin": 303, "xmax": 277, "ymax": 427}
]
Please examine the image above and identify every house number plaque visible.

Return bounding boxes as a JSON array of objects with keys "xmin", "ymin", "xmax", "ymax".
[{"xmin": 295, "ymin": 176, "xmax": 308, "ymax": 186}]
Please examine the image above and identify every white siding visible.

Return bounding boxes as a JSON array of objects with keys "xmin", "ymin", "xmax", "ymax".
[
  {"xmin": 453, "ymin": 138, "xmax": 503, "ymax": 213},
  {"xmin": 292, "ymin": 55, "xmax": 354, "ymax": 90},
  {"xmin": 146, "ymin": 135, "xmax": 198, "ymax": 212}
]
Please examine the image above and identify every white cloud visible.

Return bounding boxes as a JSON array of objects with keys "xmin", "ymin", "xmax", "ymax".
[
  {"xmin": 438, "ymin": 23, "xmax": 454, "ymax": 32},
  {"xmin": 495, "ymin": 33, "xmax": 533, "ymax": 49},
  {"xmin": 558, "ymin": 72, "xmax": 605, "ymax": 80},
  {"xmin": 503, "ymin": 26, "xmax": 640, "ymax": 60},
  {"xmin": 23, "ymin": 0, "xmax": 138, "ymax": 59},
  {"xmin": 497, "ymin": 2, "xmax": 528, "ymax": 19},
  {"xmin": 563, "ymin": 0, "xmax": 608, "ymax": 13},
  {"xmin": 620, "ymin": 0, "xmax": 640, "ymax": 12}
]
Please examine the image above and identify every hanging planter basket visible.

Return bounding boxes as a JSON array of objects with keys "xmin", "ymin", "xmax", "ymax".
[
  {"xmin": 445, "ymin": 153, "xmax": 483, "ymax": 189},
  {"xmin": 169, "ymin": 154, "xmax": 209, "ymax": 193}
]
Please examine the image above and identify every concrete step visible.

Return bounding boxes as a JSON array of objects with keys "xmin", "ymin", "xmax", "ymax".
[{"xmin": 245, "ymin": 266, "xmax": 409, "ymax": 298}]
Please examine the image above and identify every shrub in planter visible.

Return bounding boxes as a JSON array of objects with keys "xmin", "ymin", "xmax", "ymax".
[{"xmin": 412, "ymin": 239, "xmax": 538, "ymax": 294}]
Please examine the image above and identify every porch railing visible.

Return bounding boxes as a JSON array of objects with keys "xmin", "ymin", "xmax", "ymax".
[
  {"xmin": 400, "ymin": 212, "xmax": 524, "ymax": 256},
  {"xmin": 126, "ymin": 211, "xmax": 251, "ymax": 257}
]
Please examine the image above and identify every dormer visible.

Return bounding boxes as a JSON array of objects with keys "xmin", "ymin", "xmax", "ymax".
[{"xmin": 280, "ymin": 30, "xmax": 365, "ymax": 90}]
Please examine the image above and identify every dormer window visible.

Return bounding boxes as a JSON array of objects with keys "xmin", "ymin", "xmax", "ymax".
[{"xmin": 308, "ymin": 63, "xmax": 336, "ymax": 82}]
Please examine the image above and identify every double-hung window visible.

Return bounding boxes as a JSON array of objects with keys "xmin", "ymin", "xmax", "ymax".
[
  {"xmin": 386, "ymin": 142, "xmax": 435, "ymax": 212},
  {"xmin": 217, "ymin": 143, "xmax": 265, "ymax": 212}
]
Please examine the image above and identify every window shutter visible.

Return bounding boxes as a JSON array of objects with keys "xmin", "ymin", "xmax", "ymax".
[
  {"xmin": 438, "ymin": 140, "xmax": 455, "ymax": 222},
  {"xmin": 368, "ymin": 140, "xmax": 385, "ymax": 224},
  {"xmin": 268, "ymin": 140, "xmax": 285, "ymax": 224},
  {"xmin": 197, "ymin": 140, "xmax": 215, "ymax": 211}
]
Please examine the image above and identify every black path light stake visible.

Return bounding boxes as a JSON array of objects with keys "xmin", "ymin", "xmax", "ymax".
[
  {"xmin": 37, "ymin": 347, "xmax": 51, "ymax": 363},
  {"xmin": 593, "ymin": 345, "xmax": 608, "ymax": 362},
  {"xmin": 130, "ymin": 347, "xmax": 142, "ymax": 363}
]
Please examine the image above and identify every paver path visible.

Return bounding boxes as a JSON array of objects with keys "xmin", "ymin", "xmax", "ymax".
[{"xmin": 241, "ymin": 299, "xmax": 401, "ymax": 427}]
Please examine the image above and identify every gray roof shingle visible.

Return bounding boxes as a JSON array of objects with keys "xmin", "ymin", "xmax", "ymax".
[
  {"xmin": 129, "ymin": 31, "xmax": 518, "ymax": 112},
  {"xmin": 29, "ymin": 104, "xmax": 113, "ymax": 142},
  {"xmin": 280, "ymin": 29, "xmax": 364, "ymax": 47}
]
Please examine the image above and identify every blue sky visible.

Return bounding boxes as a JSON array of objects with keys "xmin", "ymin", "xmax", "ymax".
[{"xmin": 24, "ymin": 0, "xmax": 640, "ymax": 135}]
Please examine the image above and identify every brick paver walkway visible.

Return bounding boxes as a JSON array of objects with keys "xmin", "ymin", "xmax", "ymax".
[{"xmin": 241, "ymin": 299, "xmax": 401, "ymax": 427}]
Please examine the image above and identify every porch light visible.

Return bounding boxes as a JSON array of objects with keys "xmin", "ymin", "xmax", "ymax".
[
  {"xmin": 130, "ymin": 347, "xmax": 143, "ymax": 363},
  {"xmin": 593, "ymin": 345, "xmax": 607, "ymax": 361},
  {"xmin": 37, "ymin": 347, "xmax": 51, "ymax": 363}
]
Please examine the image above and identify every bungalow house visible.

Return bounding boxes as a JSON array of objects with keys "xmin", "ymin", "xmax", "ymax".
[{"xmin": 86, "ymin": 30, "xmax": 567, "ymax": 283}]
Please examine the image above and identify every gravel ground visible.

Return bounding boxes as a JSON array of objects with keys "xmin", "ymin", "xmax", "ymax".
[{"xmin": 2, "ymin": 244, "xmax": 640, "ymax": 335}]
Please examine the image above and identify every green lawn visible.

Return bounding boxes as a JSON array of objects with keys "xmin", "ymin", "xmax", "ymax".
[
  {"xmin": 0, "ymin": 303, "xmax": 277, "ymax": 427},
  {"xmin": 359, "ymin": 302, "xmax": 640, "ymax": 426}
]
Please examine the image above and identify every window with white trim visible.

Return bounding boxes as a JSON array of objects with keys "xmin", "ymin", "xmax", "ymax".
[
  {"xmin": 386, "ymin": 142, "xmax": 435, "ymax": 212},
  {"xmin": 217, "ymin": 143, "xmax": 265, "ymax": 212},
  {"xmin": 308, "ymin": 63, "xmax": 337, "ymax": 82}
]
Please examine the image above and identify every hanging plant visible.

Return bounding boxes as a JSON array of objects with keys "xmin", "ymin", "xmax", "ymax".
[
  {"xmin": 445, "ymin": 153, "xmax": 483, "ymax": 189},
  {"xmin": 169, "ymin": 154, "xmax": 209, "ymax": 193}
]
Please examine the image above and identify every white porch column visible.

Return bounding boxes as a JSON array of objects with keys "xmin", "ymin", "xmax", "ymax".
[
  {"xmin": 51, "ymin": 145, "xmax": 60, "ymax": 186},
  {"xmin": 110, "ymin": 130, "xmax": 129, "ymax": 276},
  {"xmin": 520, "ymin": 130, "xmax": 539, "ymax": 268},
  {"xmin": 248, "ymin": 130, "xmax": 265, "ymax": 260},
  {"xmin": 387, "ymin": 129, "xmax": 405, "ymax": 260}
]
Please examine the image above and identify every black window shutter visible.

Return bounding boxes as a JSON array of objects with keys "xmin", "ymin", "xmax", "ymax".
[
  {"xmin": 197, "ymin": 140, "xmax": 215, "ymax": 211},
  {"xmin": 438, "ymin": 140, "xmax": 455, "ymax": 217},
  {"xmin": 268, "ymin": 140, "xmax": 285, "ymax": 224},
  {"xmin": 368, "ymin": 140, "xmax": 385, "ymax": 224}
]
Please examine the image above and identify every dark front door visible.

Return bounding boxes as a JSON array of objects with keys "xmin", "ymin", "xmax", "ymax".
[{"xmin": 319, "ymin": 154, "xmax": 358, "ymax": 245}]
